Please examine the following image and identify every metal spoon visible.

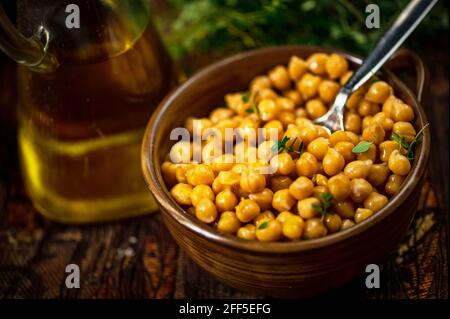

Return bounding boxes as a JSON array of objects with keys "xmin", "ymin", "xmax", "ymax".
[{"xmin": 314, "ymin": 0, "xmax": 438, "ymax": 133}]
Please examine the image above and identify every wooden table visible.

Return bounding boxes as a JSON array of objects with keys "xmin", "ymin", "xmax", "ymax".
[{"xmin": 0, "ymin": 37, "xmax": 448, "ymax": 299}]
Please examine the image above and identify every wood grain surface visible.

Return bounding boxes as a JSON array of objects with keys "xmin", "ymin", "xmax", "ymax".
[{"xmin": 0, "ymin": 35, "xmax": 448, "ymax": 299}]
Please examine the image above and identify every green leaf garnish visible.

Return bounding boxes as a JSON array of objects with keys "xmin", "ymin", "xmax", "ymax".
[
  {"xmin": 352, "ymin": 141, "xmax": 373, "ymax": 154},
  {"xmin": 313, "ymin": 193, "xmax": 333, "ymax": 221},
  {"xmin": 244, "ymin": 91, "xmax": 260, "ymax": 117},
  {"xmin": 258, "ymin": 221, "xmax": 269, "ymax": 230},
  {"xmin": 390, "ymin": 123, "xmax": 429, "ymax": 162},
  {"xmin": 271, "ymin": 136, "xmax": 304, "ymax": 155},
  {"xmin": 242, "ymin": 91, "xmax": 249, "ymax": 103}
]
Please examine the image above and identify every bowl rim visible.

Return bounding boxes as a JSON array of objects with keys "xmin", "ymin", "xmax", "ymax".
[{"xmin": 142, "ymin": 45, "xmax": 430, "ymax": 254}]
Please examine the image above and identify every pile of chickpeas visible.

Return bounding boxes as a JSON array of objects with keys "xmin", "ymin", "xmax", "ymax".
[{"xmin": 162, "ymin": 52, "xmax": 419, "ymax": 242}]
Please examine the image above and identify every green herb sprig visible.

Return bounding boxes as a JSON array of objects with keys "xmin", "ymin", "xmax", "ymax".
[
  {"xmin": 352, "ymin": 141, "xmax": 373, "ymax": 154},
  {"xmin": 243, "ymin": 91, "xmax": 260, "ymax": 116},
  {"xmin": 312, "ymin": 193, "xmax": 333, "ymax": 221},
  {"xmin": 391, "ymin": 123, "xmax": 429, "ymax": 162},
  {"xmin": 271, "ymin": 136, "xmax": 304, "ymax": 156}
]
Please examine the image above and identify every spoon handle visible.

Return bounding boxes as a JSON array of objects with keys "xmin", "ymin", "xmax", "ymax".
[{"xmin": 343, "ymin": 0, "xmax": 438, "ymax": 94}]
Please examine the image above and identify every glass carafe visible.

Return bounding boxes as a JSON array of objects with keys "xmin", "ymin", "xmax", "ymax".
[{"xmin": 0, "ymin": 0, "xmax": 175, "ymax": 223}]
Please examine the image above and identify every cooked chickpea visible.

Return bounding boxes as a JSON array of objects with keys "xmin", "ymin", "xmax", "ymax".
[
  {"xmin": 275, "ymin": 211, "xmax": 295, "ymax": 224},
  {"xmin": 170, "ymin": 183, "xmax": 193, "ymax": 206},
  {"xmin": 307, "ymin": 137, "xmax": 329, "ymax": 160},
  {"xmin": 362, "ymin": 123, "xmax": 385, "ymax": 145},
  {"xmin": 354, "ymin": 208, "xmax": 374, "ymax": 224},
  {"xmin": 270, "ymin": 153, "xmax": 295, "ymax": 175},
  {"xmin": 340, "ymin": 70, "xmax": 353, "ymax": 85},
  {"xmin": 344, "ymin": 112, "xmax": 362, "ymax": 134},
  {"xmin": 250, "ymin": 75, "xmax": 271, "ymax": 93},
  {"xmin": 306, "ymin": 99, "xmax": 328, "ymax": 119},
  {"xmin": 186, "ymin": 164, "xmax": 215, "ymax": 186},
  {"xmin": 162, "ymin": 161, "xmax": 178, "ymax": 187},
  {"xmin": 258, "ymin": 99, "xmax": 280, "ymax": 121},
  {"xmin": 388, "ymin": 150, "xmax": 411, "ymax": 176},
  {"xmin": 324, "ymin": 214, "xmax": 342, "ymax": 233},
  {"xmin": 329, "ymin": 131, "xmax": 352, "ymax": 146},
  {"xmin": 277, "ymin": 111, "xmax": 296, "ymax": 127},
  {"xmin": 368, "ymin": 163, "xmax": 389, "ymax": 186},
  {"xmin": 263, "ymin": 120, "xmax": 284, "ymax": 141},
  {"xmin": 295, "ymin": 107, "xmax": 307, "ymax": 118},
  {"xmin": 345, "ymin": 131, "xmax": 360, "ymax": 146},
  {"xmin": 211, "ymin": 154, "xmax": 235, "ymax": 173},
  {"xmin": 216, "ymin": 170, "xmax": 241, "ymax": 189},
  {"xmin": 240, "ymin": 168, "xmax": 266, "ymax": 193},
  {"xmin": 237, "ymin": 224, "xmax": 256, "ymax": 240},
  {"xmin": 318, "ymin": 80, "xmax": 340, "ymax": 104},
  {"xmin": 254, "ymin": 211, "xmax": 276, "ymax": 227},
  {"xmin": 392, "ymin": 122, "xmax": 416, "ymax": 142},
  {"xmin": 341, "ymin": 219, "xmax": 355, "ymax": 230},
  {"xmin": 236, "ymin": 199, "xmax": 260, "ymax": 223},
  {"xmin": 210, "ymin": 107, "xmax": 234, "ymax": 123},
  {"xmin": 312, "ymin": 173, "xmax": 328, "ymax": 186},
  {"xmin": 328, "ymin": 174, "xmax": 351, "ymax": 201},
  {"xmin": 362, "ymin": 115, "xmax": 374, "ymax": 130},
  {"xmin": 288, "ymin": 56, "xmax": 307, "ymax": 80},
  {"xmin": 358, "ymin": 100, "xmax": 379, "ymax": 117},
  {"xmin": 270, "ymin": 176, "xmax": 293, "ymax": 192},
  {"xmin": 248, "ymin": 188, "xmax": 274, "ymax": 211},
  {"xmin": 334, "ymin": 141, "xmax": 355, "ymax": 162},
  {"xmin": 297, "ymin": 197, "xmax": 321, "ymax": 219},
  {"xmin": 284, "ymin": 90, "xmax": 303, "ymax": 107},
  {"xmin": 272, "ymin": 189, "xmax": 296, "ymax": 213},
  {"xmin": 256, "ymin": 220, "xmax": 283, "ymax": 242},
  {"xmin": 350, "ymin": 178, "xmax": 373, "ymax": 203},
  {"xmin": 296, "ymin": 152, "xmax": 319, "ymax": 178},
  {"xmin": 346, "ymin": 89, "xmax": 363, "ymax": 109},
  {"xmin": 379, "ymin": 140, "xmax": 400, "ymax": 162},
  {"xmin": 276, "ymin": 97, "xmax": 296, "ymax": 112},
  {"xmin": 322, "ymin": 148, "xmax": 345, "ymax": 176},
  {"xmin": 215, "ymin": 189, "xmax": 238, "ymax": 212},
  {"xmin": 283, "ymin": 215, "xmax": 305, "ymax": 240},
  {"xmin": 298, "ymin": 124, "xmax": 319, "ymax": 145},
  {"xmin": 169, "ymin": 141, "xmax": 192, "ymax": 164},
  {"xmin": 333, "ymin": 200, "xmax": 355, "ymax": 219},
  {"xmin": 344, "ymin": 159, "xmax": 372, "ymax": 179},
  {"xmin": 372, "ymin": 112, "xmax": 394, "ymax": 131},
  {"xmin": 312, "ymin": 185, "xmax": 330, "ymax": 200},
  {"xmin": 382, "ymin": 95, "xmax": 400, "ymax": 118},
  {"xmin": 289, "ymin": 176, "xmax": 314, "ymax": 200},
  {"xmin": 217, "ymin": 211, "xmax": 241, "ymax": 234},
  {"xmin": 391, "ymin": 102, "xmax": 414, "ymax": 122},
  {"xmin": 303, "ymin": 218, "xmax": 327, "ymax": 239},
  {"xmin": 284, "ymin": 126, "xmax": 304, "ymax": 149},
  {"xmin": 269, "ymin": 65, "xmax": 291, "ymax": 90},
  {"xmin": 363, "ymin": 192, "xmax": 388, "ymax": 212},
  {"xmin": 191, "ymin": 185, "xmax": 215, "ymax": 207},
  {"xmin": 356, "ymin": 143, "xmax": 377, "ymax": 162},
  {"xmin": 365, "ymin": 81, "xmax": 392, "ymax": 104},
  {"xmin": 385, "ymin": 174, "xmax": 405, "ymax": 197},
  {"xmin": 306, "ymin": 53, "xmax": 328, "ymax": 75},
  {"xmin": 326, "ymin": 53, "xmax": 349, "ymax": 79},
  {"xmin": 297, "ymin": 73, "xmax": 321, "ymax": 99},
  {"xmin": 257, "ymin": 88, "xmax": 278, "ymax": 101},
  {"xmin": 195, "ymin": 198, "xmax": 218, "ymax": 223}
]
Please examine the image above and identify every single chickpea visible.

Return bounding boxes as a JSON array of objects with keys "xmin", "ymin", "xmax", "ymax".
[
  {"xmin": 191, "ymin": 185, "xmax": 215, "ymax": 207},
  {"xmin": 312, "ymin": 185, "xmax": 330, "ymax": 200},
  {"xmin": 362, "ymin": 123, "xmax": 385, "ymax": 145},
  {"xmin": 306, "ymin": 53, "xmax": 328, "ymax": 75},
  {"xmin": 391, "ymin": 102, "xmax": 414, "ymax": 122},
  {"xmin": 303, "ymin": 218, "xmax": 328, "ymax": 239},
  {"xmin": 344, "ymin": 112, "xmax": 362, "ymax": 134},
  {"xmin": 392, "ymin": 122, "xmax": 416, "ymax": 143},
  {"xmin": 283, "ymin": 90, "xmax": 303, "ymax": 107},
  {"xmin": 324, "ymin": 214, "xmax": 342, "ymax": 233},
  {"xmin": 350, "ymin": 178, "xmax": 373, "ymax": 203},
  {"xmin": 346, "ymin": 89, "xmax": 363, "ymax": 110},
  {"xmin": 263, "ymin": 120, "xmax": 284, "ymax": 141},
  {"xmin": 169, "ymin": 141, "xmax": 192, "ymax": 164},
  {"xmin": 364, "ymin": 192, "xmax": 388, "ymax": 212},
  {"xmin": 315, "ymin": 125, "xmax": 331, "ymax": 138},
  {"xmin": 256, "ymin": 220, "xmax": 283, "ymax": 242},
  {"xmin": 372, "ymin": 112, "xmax": 394, "ymax": 131},
  {"xmin": 283, "ymin": 215, "xmax": 305, "ymax": 240},
  {"xmin": 217, "ymin": 211, "xmax": 241, "ymax": 234},
  {"xmin": 332, "ymin": 200, "xmax": 355, "ymax": 219},
  {"xmin": 250, "ymin": 75, "xmax": 272, "ymax": 93},
  {"xmin": 297, "ymin": 73, "xmax": 321, "ymax": 100},
  {"xmin": 306, "ymin": 99, "xmax": 328, "ymax": 119},
  {"xmin": 294, "ymin": 118, "xmax": 314, "ymax": 127},
  {"xmin": 236, "ymin": 199, "xmax": 261, "ymax": 223},
  {"xmin": 329, "ymin": 131, "xmax": 352, "ymax": 146},
  {"xmin": 272, "ymin": 189, "xmax": 296, "ymax": 212},
  {"xmin": 326, "ymin": 53, "xmax": 349, "ymax": 79},
  {"xmin": 340, "ymin": 70, "xmax": 353, "ymax": 85},
  {"xmin": 240, "ymin": 168, "xmax": 266, "ymax": 193},
  {"xmin": 362, "ymin": 115, "xmax": 374, "ymax": 130},
  {"xmin": 356, "ymin": 143, "xmax": 377, "ymax": 161},
  {"xmin": 358, "ymin": 100, "xmax": 380, "ymax": 117},
  {"xmin": 344, "ymin": 159, "xmax": 373, "ymax": 179},
  {"xmin": 365, "ymin": 81, "xmax": 392, "ymax": 104},
  {"xmin": 249, "ymin": 188, "xmax": 274, "ymax": 211},
  {"xmin": 367, "ymin": 163, "xmax": 389, "ymax": 186},
  {"xmin": 215, "ymin": 189, "xmax": 238, "ymax": 212},
  {"xmin": 297, "ymin": 197, "xmax": 321, "ymax": 219},
  {"xmin": 295, "ymin": 107, "xmax": 307, "ymax": 118},
  {"xmin": 354, "ymin": 208, "xmax": 374, "ymax": 224},
  {"xmin": 327, "ymin": 174, "xmax": 351, "ymax": 201},
  {"xmin": 379, "ymin": 140, "xmax": 400, "ymax": 162},
  {"xmin": 258, "ymin": 98, "xmax": 280, "ymax": 121},
  {"xmin": 195, "ymin": 198, "xmax": 218, "ymax": 223},
  {"xmin": 318, "ymin": 80, "xmax": 340, "ymax": 104},
  {"xmin": 341, "ymin": 219, "xmax": 356, "ymax": 230},
  {"xmin": 210, "ymin": 107, "xmax": 234, "ymax": 123},
  {"xmin": 312, "ymin": 173, "xmax": 329, "ymax": 187},
  {"xmin": 216, "ymin": 170, "xmax": 241, "ymax": 189},
  {"xmin": 298, "ymin": 124, "xmax": 319, "ymax": 145},
  {"xmin": 211, "ymin": 154, "xmax": 235, "ymax": 173},
  {"xmin": 278, "ymin": 111, "xmax": 296, "ymax": 128},
  {"xmin": 254, "ymin": 211, "xmax": 276, "ymax": 227},
  {"xmin": 257, "ymin": 88, "xmax": 278, "ymax": 101},
  {"xmin": 382, "ymin": 95, "xmax": 401, "ymax": 118},
  {"xmin": 289, "ymin": 176, "xmax": 314, "ymax": 200},
  {"xmin": 284, "ymin": 126, "xmax": 304, "ymax": 149},
  {"xmin": 161, "ymin": 161, "xmax": 178, "ymax": 187},
  {"xmin": 385, "ymin": 174, "xmax": 405, "ymax": 197},
  {"xmin": 270, "ymin": 153, "xmax": 296, "ymax": 175},
  {"xmin": 270, "ymin": 176, "xmax": 293, "ymax": 192},
  {"xmin": 225, "ymin": 93, "xmax": 247, "ymax": 115},
  {"xmin": 276, "ymin": 97, "xmax": 296, "ymax": 112},
  {"xmin": 346, "ymin": 131, "xmax": 360, "ymax": 146},
  {"xmin": 334, "ymin": 141, "xmax": 356, "ymax": 163},
  {"xmin": 322, "ymin": 148, "xmax": 345, "ymax": 176},
  {"xmin": 276, "ymin": 211, "xmax": 296, "ymax": 224},
  {"xmin": 269, "ymin": 65, "xmax": 291, "ymax": 90},
  {"xmin": 170, "ymin": 183, "xmax": 193, "ymax": 206},
  {"xmin": 296, "ymin": 152, "xmax": 319, "ymax": 178},
  {"xmin": 307, "ymin": 137, "xmax": 329, "ymax": 160},
  {"xmin": 186, "ymin": 164, "xmax": 215, "ymax": 186},
  {"xmin": 237, "ymin": 224, "xmax": 256, "ymax": 240},
  {"xmin": 388, "ymin": 150, "xmax": 411, "ymax": 176},
  {"xmin": 288, "ymin": 56, "xmax": 308, "ymax": 80}
]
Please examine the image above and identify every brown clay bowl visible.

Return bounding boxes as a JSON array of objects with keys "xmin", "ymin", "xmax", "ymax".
[{"xmin": 142, "ymin": 45, "xmax": 430, "ymax": 298}]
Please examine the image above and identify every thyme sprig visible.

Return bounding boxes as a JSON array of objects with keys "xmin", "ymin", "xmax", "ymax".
[
  {"xmin": 312, "ymin": 193, "xmax": 333, "ymax": 221},
  {"xmin": 391, "ymin": 123, "xmax": 429, "ymax": 162},
  {"xmin": 271, "ymin": 136, "xmax": 304, "ymax": 155}
]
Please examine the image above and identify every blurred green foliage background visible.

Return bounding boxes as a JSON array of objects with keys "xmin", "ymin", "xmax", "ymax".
[{"xmin": 154, "ymin": 0, "xmax": 448, "ymax": 61}]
